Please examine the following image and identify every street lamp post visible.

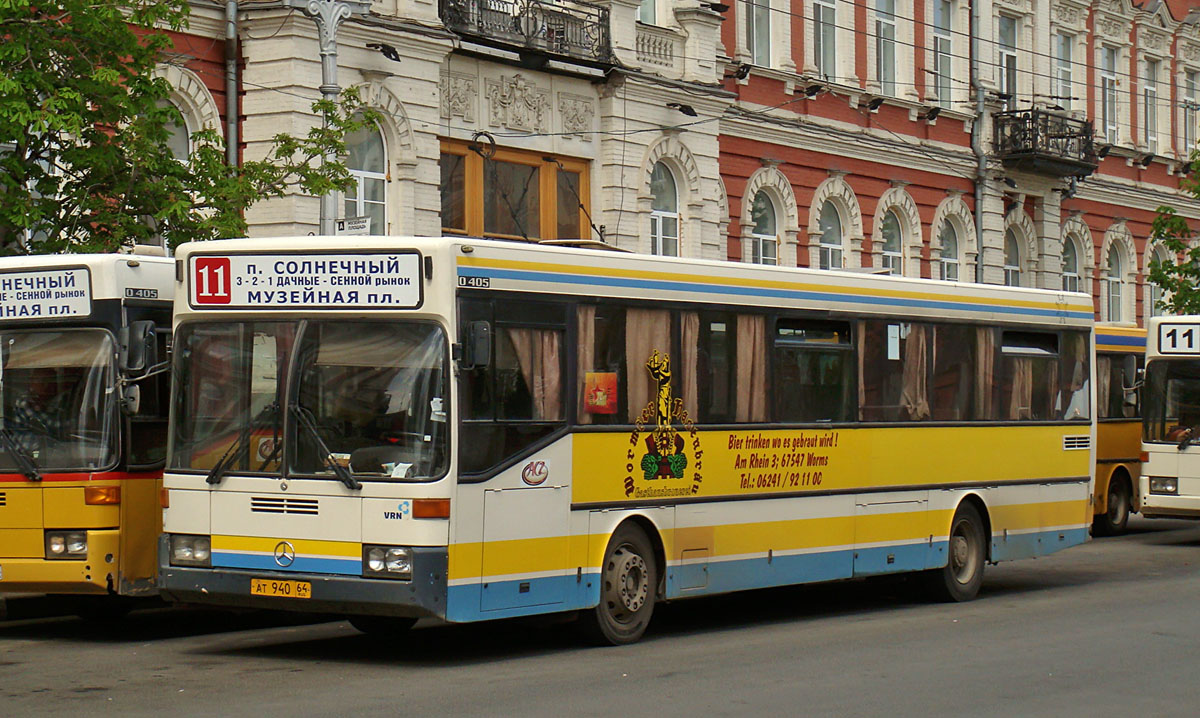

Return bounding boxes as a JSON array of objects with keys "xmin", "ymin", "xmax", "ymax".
[{"xmin": 284, "ymin": 0, "xmax": 371, "ymax": 235}]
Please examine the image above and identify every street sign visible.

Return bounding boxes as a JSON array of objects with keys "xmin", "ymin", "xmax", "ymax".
[{"xmin": 335, "ymin": 217, "xmax": 371, "ymax": 236}]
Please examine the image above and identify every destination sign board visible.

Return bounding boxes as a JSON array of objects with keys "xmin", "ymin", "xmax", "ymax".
[{"xmin": 0, "ymin": 267, "xmax": 92, "ymax": 321}]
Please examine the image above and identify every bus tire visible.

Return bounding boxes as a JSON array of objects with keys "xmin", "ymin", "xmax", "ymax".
[
  {"xmin": 347, "ymin": 615, "xmax": 416, "ymax": 636},
  {"xmin": 579, "ymin": 523, "xmax": 656, "ymax": 646},
  {"xmin": 1093, "ymin": 475, "xmax": 1131, "ymax": 537},
  {"xmin": 926, "ymin": 502, "xmax": 986, "ymax": 603}
]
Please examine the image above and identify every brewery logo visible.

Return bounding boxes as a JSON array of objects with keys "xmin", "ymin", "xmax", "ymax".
[{"xmin": 623, "ymin": 350, "xmax": 703, "ymax": 498}]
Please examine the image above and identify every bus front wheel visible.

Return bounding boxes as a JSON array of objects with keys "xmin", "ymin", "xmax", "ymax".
[
  {"xmin": 580, "ymin": 523, "xmax": 657, "ymax": 646},
  {"xmin": 926, "ymin": 502, "xmax": 986, "ymax": 602},
  {"xmin": 1093, "ymin": 475, "xmax": 1131, "ymax": 536}
]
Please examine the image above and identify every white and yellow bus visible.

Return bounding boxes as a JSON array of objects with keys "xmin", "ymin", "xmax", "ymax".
[
  {"xmin": 1140, "ymin": 315, "xmax": 1200, "ymax": 518},
  {"xmin": 0, "ymin": 253, "xmax": 173, "ymax": 615},
  {"xmin": 159, "ymin": 237, "xmax": 1095, "ymax": 644}
]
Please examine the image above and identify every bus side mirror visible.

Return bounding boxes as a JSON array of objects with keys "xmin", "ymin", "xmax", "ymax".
[
  {"xmin": 118, "ymin": 320, "xmax": 158, "ymax": 374},
  {"xmin": 461, "ymin": 320, "xmax": 491, "ymax": 370},
  {"xmin": 1121, "ymin": 354, "xmax": 1143, "ymax": 393}
]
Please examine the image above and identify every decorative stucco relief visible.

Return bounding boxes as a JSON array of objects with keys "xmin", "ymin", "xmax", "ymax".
[
  {"xmin": 440, "ymin": 71, "xmax": 477, "ymax": 124},
  {"xmin": 486, "ymin": 74, "xmax": 550, "ymax": 134},
  {"xmin": 557, "ymin": 93, "xmax": 594, "ymax": 141}
]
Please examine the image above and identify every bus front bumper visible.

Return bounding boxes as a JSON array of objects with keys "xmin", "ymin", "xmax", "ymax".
[
  {"xmin": 157, "ymin": 537, "xmax": 448, "ymax": 619},
  {"xmin": 0, "ymin": 529, "xmax": 119, "ymax": 595}
]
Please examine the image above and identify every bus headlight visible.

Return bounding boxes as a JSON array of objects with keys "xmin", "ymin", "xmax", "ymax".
[
  {"xmin": 1149, "ymin": 477, "xmax": 1179, "ymax": 495},
  {"xmin": 45, "ymin": 531, "xmax": 87, "ymax": 559},
  {"xmin": 169, "ymin": 534, "xmax": 212, "ymax": 567},
  {"xmin": 363, "ymin": 545, "xmax": 411, "ymax": 580}
]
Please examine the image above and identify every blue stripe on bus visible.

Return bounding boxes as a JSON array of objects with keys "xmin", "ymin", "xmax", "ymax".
[
  {"xmin": 212, "ymin": 551, "xmax": 360, "ymax": 576},
  {"xmin": 457, "ymin": 268, "xmax": 1093, "ymax": 321},
  {"xmin": 1096, "ymin": 335, "xmax": 1146, "ymax": 348},
  {"xmin": 442, "ymin": 527, "xmax": 1088, "ymax": 623}
]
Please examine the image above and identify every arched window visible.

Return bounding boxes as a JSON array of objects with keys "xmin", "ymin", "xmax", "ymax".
[
  {"xmin": 1004, "ymin": 228, "xmax": 1021, "ymax": 286},
  {"xmin": 1105, "ymin": 249, "xmax": 1123, "ymax": 321},
  {"xmin": 345, "ymin": 123, "xmax": 387, "ymax": 236},
  {"xmin": 818, "ymin": 200, "xmax": 843, "ymax": 270},
  {"xmin": 747, "ymin": 190, "xmax": 778, "ymax": 265},
  {"xmin": 158, "ymin": 99, "xmax": 190, "ymax": 162},
  {"xmin": 1149, "ymin": 245, "xmax": 1169, "ymax": 316},
  {"xmin": 938, "ymin": 222, "xmax": 959, "ymax": 281},
  {"xmin": 1062, "ymin": 238, "xmax": 1080, "ymax": 292},
  {"xmin": 879, "ymin": 209, "xmax": 902, "ymax": 275},
  {"xmin": 650, "ymin": 161, "xmax": 679, "ymax": 256}
]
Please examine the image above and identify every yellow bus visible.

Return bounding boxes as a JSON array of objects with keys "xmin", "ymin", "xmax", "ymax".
[
  {"xmin": 0, "ymin": 253, "xmax": 173, "ymax": 616},
  {"xmin": 1092, "ymin": 324, "xmax": 1145, "ymax": 535},
  {"xmin": 159, "ymin": 237, "xmax": 1095, "ymax": 644}
]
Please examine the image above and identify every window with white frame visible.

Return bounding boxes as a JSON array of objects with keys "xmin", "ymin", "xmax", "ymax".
[
  {"xmin": 1105, "ymin": 248, "xmax": 1123, "ymax": 321},
  {"xmin": 744, "ymin": 0, "xmax": 770, "ymax": 67},
  {"xmin": 814, "ymin": 0, "xmax": 836, "ymax": 80},
  {"xmin": 638, "ymin": 0, "xmax": 655, "ymax": 24},
  {"xmin": 818, "ymin": 200, "xmax": 843, "ymax": 270},
  {"xmin": 1149, "ymin": 245, "xmax": 1169, "ymax": 316},
  {"xmin": 1145, "ymin": 58, "xmax": 1159, "ymax": 153},
  {"xmin": 1100, "ymin": 47, "xmax": 1119, "ymax": 145},
  {"xmin": 998, "ymin": 15, "xmax": 1018, "ymax": 111},
  {"xmin": 747, "ymin": 190, "xmax": 778, "ymax": 265},
  {"xmin": 876, "ymin": 0, "xmax": 897, "ymax": 97},
  {"xmin": 159, "ymin": 99, "xmax": 191, "ymax": 162},
  {"xmin": 1185, "ymin": 71, "xmax": 1199, "ymax": 153},
  {"xmin": 650, "ymin": 161, "xmax": 679, "ymax": 257},
  {"xmin": 1004, "ymin": 228, "xmax": 1021, "ymax": 287},
  {"xmin": 879, "ymin": 209, "xmax": 902, "ymax": 275},
  {"xmin": 1061, "ymin": 238, "xmax": 1080, "ymax": 292},
  {"xmin": 1054, "ymin": 32, "xmax": 1073, "ymax": 111},
  {"xmin": 344, "ymin": 123, "xmax": 386, "ymax": 236},
  {"xmin": 938, "ymin": 223, "xmax": 959, "ymax": 281},
  {"xmin": 933, "ymin": 0, "xmax": 953, "ymax": 108}
]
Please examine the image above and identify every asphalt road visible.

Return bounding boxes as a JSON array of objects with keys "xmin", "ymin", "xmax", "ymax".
[{"xmin": 4, "ymin": 517, "xmax": 1200, "ymax": 718}]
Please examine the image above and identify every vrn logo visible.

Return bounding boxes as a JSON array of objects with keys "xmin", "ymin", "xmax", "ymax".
[{"xmin": 383, "ymin": 501, "xmax": 411, "ymax": 520}]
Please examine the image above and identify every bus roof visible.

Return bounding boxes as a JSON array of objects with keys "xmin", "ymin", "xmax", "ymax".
[
  {"xmin": 0, "ymin": 253, "xmax": 174, "ymax": 324},
  {"xmin": 175, "ymin": 236, "xmax": 1095, "ymax": 328},
  {"xmin": 1147, "ymin": 315, "xmax": 1200, "ymax": 360}
]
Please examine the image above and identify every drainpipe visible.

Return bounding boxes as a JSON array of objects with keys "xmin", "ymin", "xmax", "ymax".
[
  {"xmin": 970, "ymin": 0, "xmax": 986, "ymax": 284},
  {"xmin": 225, "ymin": 1, "xmax": 239, "ymax": 168}
]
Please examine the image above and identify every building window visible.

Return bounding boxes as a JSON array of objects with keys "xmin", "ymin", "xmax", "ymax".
[
  {"xmin": 439, "ymin": 139, "xmax": 590, "ymax": 241},
  {"xmin": 745, "ymin": 0, "xmax": 770, "ymax": 67},
  {"xmin": 747, "ymin": 190, "xmax": 778, "ymax": 265},
  {"xmin": 345, "ymin": 124, "xmax": 386, "ymax": 236},
  {"xmin": 1004, "ymin": 228, "xmax": 1021, "ymax": 287},
  {"xmin": 938, "ymin": 223, "xmax": 959, "ymax": 281},
  {"xmin": 1149, "ymin": 245, "xmax": 1169, "ymax": 316},
  {"xmin": 814, "ymin": 0, "xmax": 836, "ymax": 79},
  {"xmin": 1054, "ymin": 32, "xmax": 1073, "ymax": 111},
  {"xmin": 650, "ymin": 161, "xmax": 679, "ymax": 257},
  {"xmin": 1106, "ymin": 249, "xmax": 1123, "ymax": 322},
  {"xmin": 1185, "ymin": 71, "xmax": 1199, "ymax": 152},
  {"xmin": 818, "ymin": 200, "xmax": 843, "ymax": 270},
  {"xmin": 639, "ymin": 0, "xmax": 655, "ymax": 24},
  {"xmin": 1145, "ymin": 59, "xmax": 1159, "ymax": 153},
  {"xmin": 159, "ymin": 99, "xmax": 191, "ymax": 162},
  {"xmin": 998, "ymin": 16, "xmax": 1018, "ymax": 111},
  {"xmin": 879, "ymin": 209, "xmax": 902, "ymax": 275},
  {"xmin": 1062, "ymin": 238, "xmax": 1080, "ymax": 292},
  {"xmin": 1100, "ymin": 47, "xmax": 1119, "ymax": 145},
  {"xmin": 876, "ymin": 0, "xmax": 897, "ymax": 97},
  {"xmin": 933, "ymin": 0, "xmax": 953, "ymax": 108}
]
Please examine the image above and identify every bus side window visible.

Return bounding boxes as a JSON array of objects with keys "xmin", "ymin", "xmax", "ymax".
[
  {"xmin": 773, "ymin": 318, "xmax": 853, "ymax": 423},
  {"xmin": 858, "ymin": 321, "xmax": 931, "ymax": 422},
  {"xmin": 126, "ymin": 309, "xmax": 171, "ymax": 469},
  {"xmin": 998, "ymin": 330, "xmax": 1060, "ymax": 421}
]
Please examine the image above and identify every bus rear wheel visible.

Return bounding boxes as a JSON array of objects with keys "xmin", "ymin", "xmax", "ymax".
[
  {"xmin": 926, "ymin": 502, "xmax": 986, "ymax": 602},
  {"xmin": 1093, "ymin": 476, "xmax": 1131, "ymax": 537},
  {"xmin": 347, "ymin": 615, "xmax": 416, "ymax": 636},
  {"xmin": 580, "ymin": 523, "xmax": 657, "ymax": 646}
]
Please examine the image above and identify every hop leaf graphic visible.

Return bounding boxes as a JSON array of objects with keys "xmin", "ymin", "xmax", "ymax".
[
  {"xmin": 667, "ymin": 453, "xmax": 687, "ymax": 478},
  {"xmin": 641, "ymin": 454, "xmax": 659, "ymax": 481}
]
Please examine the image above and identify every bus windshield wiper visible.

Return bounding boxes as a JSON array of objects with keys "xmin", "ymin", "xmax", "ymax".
[
  {"xmin": 206, "ymin": 402, "xmax": 280, "ymax": 485},
  {"xmin": 290, "ymin": 404, "xmax": 361, "ymax": 491},
  {"xmin": 0, "ymin": 426, "xmax": 41, "ymax": 482}
]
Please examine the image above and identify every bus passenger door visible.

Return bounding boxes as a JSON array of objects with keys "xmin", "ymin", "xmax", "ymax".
[
  {"xmin": 480, "ymin": 485, "xmax": 570, "ymax": 611},
  {"xmin": 853, "ymin": 492, "xmax": 929, "ymax": 576}
]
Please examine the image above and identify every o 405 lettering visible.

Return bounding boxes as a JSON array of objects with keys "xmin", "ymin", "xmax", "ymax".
[{"xmin": 458, "ymin": 276, "xmax": 490, "ymax": 288}]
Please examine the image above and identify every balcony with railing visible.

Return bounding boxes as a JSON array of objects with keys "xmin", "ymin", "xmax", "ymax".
[
  {"xmin": 440, "ymin": 0, "xmax": 613, "ymax": 68},
  {"xmin": 993, "ymin": 109, "xmax": 1099, "ymax": 178}
]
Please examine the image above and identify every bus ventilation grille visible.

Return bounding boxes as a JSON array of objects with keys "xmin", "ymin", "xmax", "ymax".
[
  {"xmin": 0, "ymin": 492, "xmax": 6, "ymax": 506},
  {"xmin": 1062, "ymin": 435, "xmax": 1091, "ymax": 451},
  {"xmin": 250, "ymin": 497, "xmax": 319, "ymax": 515}
]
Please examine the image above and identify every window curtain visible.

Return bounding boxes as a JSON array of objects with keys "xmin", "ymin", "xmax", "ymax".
[
  {"xmin": 681, "ymin": 311, "xmax": 700, "ymax": 419},
  {"xmin": 975, "ymin": 328, "xmax": 996, "ymax": 419},
  {"xmin": 576, "ymin": 305, "xmax": 596, "ymax": 424},
  {"xmin": 901, "ymin": 324, "xmax": 930, "ymax": 420},
  {"xmin": 1095, "ymin": 355, "xmax": 1112, "ymax": 419},
  {"xmin": 507, "ymin": 328, "xmax": 562, "ymax": 420},
  {"xmin": 736, "ymin": 314, "xmax": 768, "ymax": 422},
  {"xmin": 1008, "ymin": 357, "xmax": 1033, "ymax": 420},
  {"xmin": 625, "ymin": 308, "xmax": 671, "ymax": 421},
  {"xmin": 857, "ymin": 324, "xmax": 867, "ymax": 420}
]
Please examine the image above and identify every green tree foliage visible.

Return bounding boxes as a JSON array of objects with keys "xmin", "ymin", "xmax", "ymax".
[
  {"xmin": 1149, "ymin": 191, "xmax": 1200, "ymax": 315},
  {"xmin": 0, "ymin": 0, "xmax": 379, "ymax": 254}
]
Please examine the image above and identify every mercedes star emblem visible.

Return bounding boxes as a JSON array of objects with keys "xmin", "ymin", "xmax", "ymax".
[{"xmin": 273, "ymin": 540, "xmax": 296, "ymax": 568}]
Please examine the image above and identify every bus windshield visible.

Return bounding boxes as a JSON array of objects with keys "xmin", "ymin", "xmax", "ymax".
[
  {"xmin": 169, "ymin": 320, "xmax": 448, "ymax": 481},
  {"xmin": 1143, "ymin": 359, "xmax": 1200, "ymax": 443},
  {"xmin": 0, "ymin": 329, "xmax": 118, "ymax": 472}
]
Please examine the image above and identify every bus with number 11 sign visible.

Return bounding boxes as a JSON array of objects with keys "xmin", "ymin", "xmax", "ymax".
[{"xmin": 159, "ymin": 237, "xmax": 1095, "ymax": 644}]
